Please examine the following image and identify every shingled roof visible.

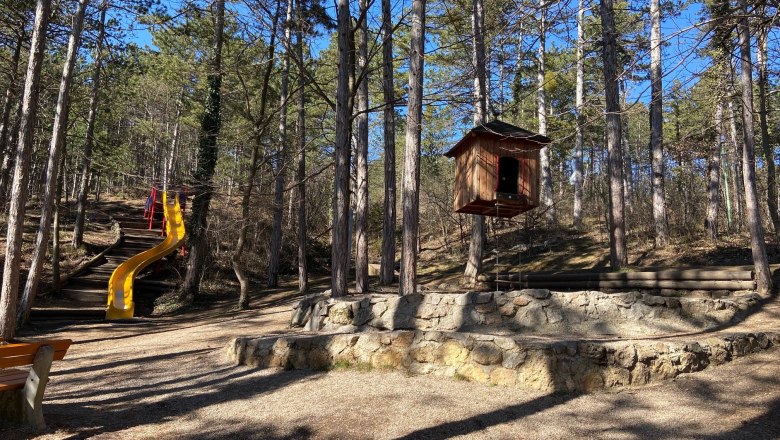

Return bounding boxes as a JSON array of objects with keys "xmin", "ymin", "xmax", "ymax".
[{"xmin": 444, "ymin": 120, "xmax": 551, "ymax": 158}]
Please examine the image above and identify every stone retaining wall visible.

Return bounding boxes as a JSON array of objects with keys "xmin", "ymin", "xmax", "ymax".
[
  {"xmin": 291, "ymin": 290, "xmax": 758, "ymax": 337},
  {"xmin": 227, "ymin": 330, "xmax": 779, "ymax": 392}
]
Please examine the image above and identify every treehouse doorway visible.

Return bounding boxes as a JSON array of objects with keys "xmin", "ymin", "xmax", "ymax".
[{"xmin": 496, "ymin": 156, "xmax": 520, "ymax": 195}]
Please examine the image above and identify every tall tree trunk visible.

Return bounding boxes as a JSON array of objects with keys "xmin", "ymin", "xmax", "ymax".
[
  {"xmin": 620, "ymin": 81, "xmax": 632, "ymax": 212},
  {"xmin": 181, "ymin": 0, "xmax": 225, "ymax": 302},
  {"xmin": 399, "ymin": 0, "xmax": 426, "ymax": 295},
  {"xmin": 379, "ymin": 0, "xmax": 396, "ymax": 286},
  {"xmin": 234, "ymin": 137, "xmax": 261, "ymax": 309},
  {"xmin": 163, "ymin": 100, "xmax": 181, "ymax": 192},
  {"xmin": 649, "ymin": 0, "xmax": 669, "ymax": 248},
  {"xmin": 756, "ymin": 25, "xmax": 779, "ymax": 242},
  {"xmin": 0, "ymin": 33, "xmax": 24, "ymax": 210},
  {"xmin": 736, "ymin": 7, "xmax": 772, "ymax": 297},
  {"xmin": 498, "ymin": 48, "xmax": 505, "ymax": 114},
  {"xmin": 706, "ymin": 99, "xmax": 723, "ymax": 240},
  {"xmin": 0, "ymin": 0, "xmax": 50, "ymax": 340},
  {"xmin": 722, "ymin": 135, "xmax": 733, "ymax": 230},
  {"xmin": 268, "ymin": 0, "xmax": 293, "ymax": 288},
  {"xmin": 19, "ymin": 0, "xmax": 88, "ymax": 326},
  {"xmin": 538, "ymin": 0, "xmax": 554, "ymax": 224},
  {"xmin": 0, "ymin": 33, "xmax": 23, "ymax": 176},
  {"xmin": 234, "ymin": 4, "xmax": 279, "ymax": 308},
  {"xmin": 727, "ymin": 68, "xmax": 745, "ymax": 229},
  {"xmin": 354, "ymin": 0, "xmax": 370, "ymax": 292},
  {"xmin": 464, "ymin": 0, "xmax": 488, "ymax": 283},
  {"xmin": 332, "ymin": 0, "xmax": 355, "ymax": 298},
  {"xmin": 572, "ymin": 0, "xmax": 585, "ymax": 230},
  {"xmin": 295, "ymin": 16, "xmax": 308, "ymax": 293},
  {"xmin": 599, "ymin": 0, "xmax": 627, "ymax": 269},
  {"xmin": 73, "ymin": 2, "xmax": 106, "ymax": 248},
  {"xmin": 51, "ymin": 158, "xmax": 64, "ymax": 292}
]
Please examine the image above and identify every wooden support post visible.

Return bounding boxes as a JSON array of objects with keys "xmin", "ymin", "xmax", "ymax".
[
  {"xmin": 0, "ymin": 345, "xmax": 54, "ymax": 430},
  {"xmin": 23, "ymin": 345, "xmax": 54, "ymax": 430}
]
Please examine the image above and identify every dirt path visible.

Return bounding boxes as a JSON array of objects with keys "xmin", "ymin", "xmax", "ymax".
[{"xmin": 3, "ymin": 286, "xmax": 779, "ymax": 440}]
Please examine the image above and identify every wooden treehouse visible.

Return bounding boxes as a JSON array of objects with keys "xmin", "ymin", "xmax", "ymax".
[{"xmin": 445, "ymin": 120, "xmax": 551, "ymax": 218}]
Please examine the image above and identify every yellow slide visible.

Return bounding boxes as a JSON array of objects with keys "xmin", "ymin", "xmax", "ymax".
[{"xmin": 106, "ymin": 192, "xmax": 186, "ymax": 320}]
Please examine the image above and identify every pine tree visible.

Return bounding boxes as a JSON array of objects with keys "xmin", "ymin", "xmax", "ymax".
[
  {"xmin": 399, "ymin": 0, "xmax": 426, "ymax": 295},
  {"xmin": 181, "ymin": 0, "xmax": 225, "ymax": 302},
  {"xmin": 0, "ymin": 0, "xmax": 51, "ymax": 340}
]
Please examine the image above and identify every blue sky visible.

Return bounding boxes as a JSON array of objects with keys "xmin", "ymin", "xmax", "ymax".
[{"xmin": 121, "ymin": 0, "xmax": 776, "ymax": 120}]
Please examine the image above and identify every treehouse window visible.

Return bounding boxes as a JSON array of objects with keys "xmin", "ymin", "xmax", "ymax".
[{"xmin": 496, "ymin": 156, "xmax": 520, "ymax": 194}]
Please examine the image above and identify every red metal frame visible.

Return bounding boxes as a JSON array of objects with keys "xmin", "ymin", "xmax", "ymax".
[
  {"xmin": 147, "ymin": 187, "xmax": 158, "ymax": 230},
  {"xmin": 142, "ymin": 186, "xmax": 190, "ymax": 269}
]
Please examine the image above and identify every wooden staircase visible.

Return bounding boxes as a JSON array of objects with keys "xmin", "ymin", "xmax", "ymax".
[{"xmin": 31, "ymin": 217, "xmax": 179, "ymax": 320}]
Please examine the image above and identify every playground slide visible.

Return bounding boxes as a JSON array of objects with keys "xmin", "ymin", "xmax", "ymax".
[{"xmin": 106, "ymin": 192, "xmax": 186, "ymax": 320}]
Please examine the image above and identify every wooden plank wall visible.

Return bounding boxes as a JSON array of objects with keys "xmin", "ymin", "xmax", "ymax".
[
  {"xmin": 453, "ymin": 147, "xmax": 465, "ymax": 210},
  {"xmin": 479, "ymin": 137, "xmax": 541, "ymax": 206},
  {"xmin": 518, "ymin": 149, "xmax": 540, "ymax": 205},
  {"xmin": 476, "ymin": 141, "xmax": 496, "ymax": 202},
  {"xmin": 451, "ymin": 136, "xmax": 543, "ymax": 212},
  {"xmin": 453, "ymin": 138, "xmax": 475, "ymax": 211}
]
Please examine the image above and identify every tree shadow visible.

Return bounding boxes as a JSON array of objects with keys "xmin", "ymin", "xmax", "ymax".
[
  {"xmin": 699, "ymin": 396, "xmax": 780, "ymax": 439},
  {"xmin": 43, "ymin": 367, "xmax": 322, "ymax": 437},
  {"xmin": 395, "ymin": 392, "xmax": 576, "ymax": 439}
]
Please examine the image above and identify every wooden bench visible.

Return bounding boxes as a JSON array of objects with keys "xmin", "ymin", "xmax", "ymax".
[{"xmin": 0, "ymin": 339, "xmax": 72, "ymax": 430}]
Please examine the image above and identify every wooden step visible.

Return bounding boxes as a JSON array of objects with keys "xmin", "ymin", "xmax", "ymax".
[
  {"xmin": 56, "ymin": 293, "xmax": 106, "ymax": 304},
  {"xmin": 30, "ymin": 307, "xmax": 105, "ymax": 319},
  {"xmin": 65, "ymin": 277, "xmax": 107, "ymax": 286},
  {"xmin": 123, "ymin": 228, "xmax": 162, "ymax": 232}
]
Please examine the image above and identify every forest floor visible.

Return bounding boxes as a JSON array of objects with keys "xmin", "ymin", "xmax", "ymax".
[
  {"xmin": 3, "ymin": 281, "xmax": 779, "ymax": 439},
  {"xmin": 2, "ymin": 198, "xmax": 780, "ymax": 438}
]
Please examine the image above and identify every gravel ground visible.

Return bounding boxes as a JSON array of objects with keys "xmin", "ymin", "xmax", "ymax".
[{"xmin": 2, "ymin": 288, "xmax": 779, "ymax": 440}]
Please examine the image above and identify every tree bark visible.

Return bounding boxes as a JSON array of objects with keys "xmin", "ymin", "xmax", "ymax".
[
  {"xmin": 572, "ymin": 0, "xmax": 585, "ymax": 230},
  {"xmin": 0, "ymin": 0, "xmax": 50, "ymax": 340},
  {"xmin": 331, "ymin": 0, "xmax": 355, "ymax": 298},
  {"xmin": 354, "ymin": 0, "xmax": 369, "ymax": 293},
  {"xmin": 0, "ymin": 33, "xmax": 25, "ymax": 210},
  {"xmin": 19, "ymin": 0, "xmax": 88, "ymax": 326},
  {"xmin": 51, "ymin": 160, "xmax": 64, "ymax": 293},
  {"xmin": 73, "ymin": 2, "xmax": 106, "ymax": 248},
  {"xmin": 538, "ymin": 0, "xmax": 554, "ymax": 225},
  {"xmin": 756, "ymin": 25, "xmax": 779, "ymax": 242},
  {"xmin": 620, "ymin": 81, "xmax": 632, "ymax": 212},
  {"xmin": 268, "ymin": 0, "xmax": 293, "ymax": 288},
  {"xmin": 649, "ymin": 0, "xmax": 669, "ymax": 248},
  {"xmin": 706, "ymin": 99, "xmax": 723, "ymax": 240},
  {"xmin": 0, "ymin": 33, "xmax": 23, "ymax": 186},
  {"xmin": 233, "ymin": 2, "xmax": 279, "ymax": 309},
  {"xmin": 599, "ymin": 0, "xmax": 627, "ymax": 269},
  {"xmin": 181, "ymin": 0, "xmax": 225, "ymax": 302},
  {"xmin": 399, "ymin": 0, "xmax": 426, "ymax": 295},
  {"xmin": 163, "ymin": 99, "xmax": 181, "ymax": 192},
  {"xmin": 380, "ymin": 0, "xmax": 396, "ymax": 286},
  {"xmin": 736, "ymin": 6, "xmax": 772, "ymax": 297},
  {"xmin": 727, "ymin": 71, "xmax": 745, "ymax": 229},
  {"xmin": 464, "ymin": 0, "xmax": 488, "ymax": 283},
  {"xmin": 295, "ymin": 14, "xmax": 308, "ymax": 293}
]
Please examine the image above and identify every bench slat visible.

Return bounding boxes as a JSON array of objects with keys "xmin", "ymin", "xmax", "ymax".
[
  {"xmin": 0, "ymin": 349, "xmax": 69, "ymax": 369},
  {"xmin": 0, "ymin": 340, "xmax": 72, "ymax": 358},
  {"xmin": 0, "ymin": 368, "xmax": 27, "ymax": 378},
  {"xmin": 0, "ymin": 371, "xmax": 28, "ymax": 392}
]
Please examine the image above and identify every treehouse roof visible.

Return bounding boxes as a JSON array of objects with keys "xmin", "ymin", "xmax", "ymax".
[{"xmin": 444, "ymin": 120, "xmax": 551, "ymax": 158}]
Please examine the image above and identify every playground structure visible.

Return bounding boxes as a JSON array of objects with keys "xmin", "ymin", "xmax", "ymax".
[
  {"xmin": 106, "ymin": 191, "xmax": 186, "ymax": 320},
  {"xmin": 28, "ymin": 188, "xmax": 186, "ymax": 321}
]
